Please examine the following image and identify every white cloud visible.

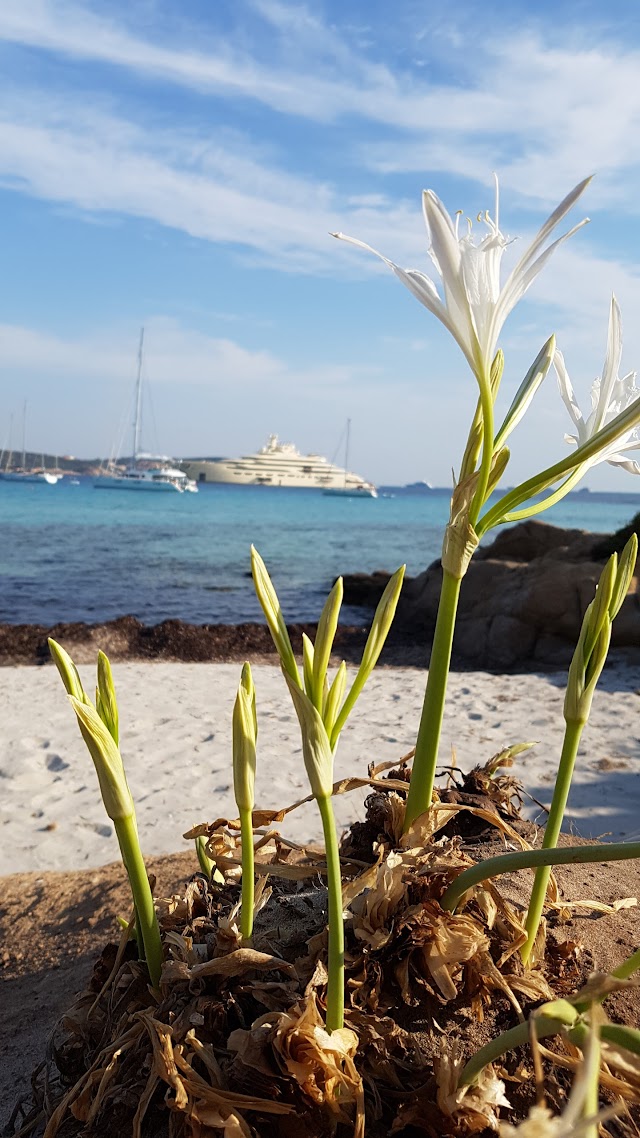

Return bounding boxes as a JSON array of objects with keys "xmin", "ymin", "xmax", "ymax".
[{"xmin": 0, "ymin": 315, "xmax": 379, "ymax": 392}]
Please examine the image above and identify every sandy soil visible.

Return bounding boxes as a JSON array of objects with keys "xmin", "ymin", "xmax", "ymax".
[
  {"xmin": 1, "ymin": 657, "xmax": 640, "ymax": 878},
  {"xmin": 3, "ymin": 845, "xmax": 640, "ymax": 1131}
]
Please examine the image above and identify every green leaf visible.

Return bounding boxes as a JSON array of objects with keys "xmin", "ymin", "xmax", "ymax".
[
  {"xmin": 283, "ymin": 669, "xmax": 334, "ymax": 799},
  {"xmin": 302, "ymin": 633, "xmax": 315, "ymax": 700},
  {"xmin": 494, "ymin": 335, "xmax": 555, "ymax": 450},
  {"xmin": 69, "ymin": 696, "xmax": 133, "ymax": 820},
  {"xmin": 323, "ymin": 661, "xmax": 347, "ymax": 739},
  {"xmin": 330, "ymin": 565, "xmax": 405, "ymax": 747},
  {"xmin": 311, "ymin": 578, "xmax": 343, "ymax": 710},
  {"xmin": 48, "ymin": 638, "xmax": 88, "ymax": 702},
  {"xmin": 96, "ymin": 651, "xmax": 119, "ymax": 744},
  {"xmin": 250, "ymin": 546, "xmax": 301, "ymax": 686},
  {"xmin": 233, "ymin": 664, "xmax": 257, "ymax": 814}
]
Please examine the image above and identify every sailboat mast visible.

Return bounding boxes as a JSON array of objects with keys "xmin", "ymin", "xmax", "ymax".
[
  {"xmin": 21, "ymin": 400, "xmax": 27, "ymax": 470},
  {"xmin": 132, "ymin": 327, "xmax": 144, "ymax": 463},
  {"xmin": 0, "ymin": 412, "xmax": 12, "ymax": 470},
  {"xmin": 343, "ymin": 418, "xmax": 351, "ymax": 489}
]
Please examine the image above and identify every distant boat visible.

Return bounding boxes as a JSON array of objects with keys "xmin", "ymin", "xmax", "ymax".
[
  {"xmin": 94, "ymin": 328, "xmax": 198, "ymax": 494},
  {"xmin": 182, "ymin": 430, "xmax": 376, "ymax": 493},
  {"xmin": 0, "ymin": 403, "xmax": 60, "ymax": 484},
  {"xmin": 322, "ymin": 419, "xmax": 377, "ymax": 498}
]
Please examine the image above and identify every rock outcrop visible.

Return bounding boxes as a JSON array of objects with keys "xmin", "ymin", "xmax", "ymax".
[{"xmin": 343, "ymin": 518, "xmax": 640, "ymax": 669}]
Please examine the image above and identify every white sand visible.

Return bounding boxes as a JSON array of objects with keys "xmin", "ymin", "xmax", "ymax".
[{"xmin": 1, "ymin": 658, "xmax": 640, "ymax": 875}]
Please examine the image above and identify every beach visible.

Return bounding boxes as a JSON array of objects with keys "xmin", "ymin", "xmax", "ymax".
[{"xmin": 3, "ymin": 655, "xmax": 640, "ymax": 876}]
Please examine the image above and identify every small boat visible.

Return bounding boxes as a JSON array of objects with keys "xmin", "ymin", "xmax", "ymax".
[
  {"xmin": 322, "ymin": 420, "xmax": 377, "ymax": 498},
  {"xmin": 94, "ymin": 329, "xmax": 198, "ymax": 494},
  {"xmin": 0, "ymin": 405, "xmax": 60, "ymax": 484}
]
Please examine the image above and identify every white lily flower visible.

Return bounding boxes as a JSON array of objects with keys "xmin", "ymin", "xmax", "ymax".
[
  {"xmin": 333, "ymin": 176, "xmax": 591, "ymax": 387},
  {"xmin": 554, "ymin": 295, "xmax": 640, "ymax": 474}
]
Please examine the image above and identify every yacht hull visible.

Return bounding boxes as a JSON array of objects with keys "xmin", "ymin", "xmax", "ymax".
[{"xmin": 94, "ymin": 477, "xmax": 183, "ymax": 492}]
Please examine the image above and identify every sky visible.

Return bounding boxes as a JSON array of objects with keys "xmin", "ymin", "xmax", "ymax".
[{"xmin": 1, "ymin": 1, "xmax": 640, "ymax": 488}]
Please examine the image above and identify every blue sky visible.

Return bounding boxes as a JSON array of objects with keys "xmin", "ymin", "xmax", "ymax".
[{"xmin": 1, "ymin": 0, "xmax": 640, "ymax": 488}]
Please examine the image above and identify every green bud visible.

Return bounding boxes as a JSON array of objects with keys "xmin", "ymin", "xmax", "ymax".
[
  {"xmin": 489, "ymin": 349, "xmax": 504, "ymax": 398},
  {"xmin": 69, "ymin": 696, "xmax": 134, "ymax": 820},
  {"xmin": 486, "ymin": 445, "xmax": 510, "ymax": 496},
  {"xmin": 583, "ymin": 555, "xmax": 616, "ymax": 662},
  {"xmin": 609, "ymin": 533, "xmax": 638, "ymax": 620},
  {"xmin": 358, "ymin": 564, "xmax": 405, "ymax": 680},
  {"xmin": 311, "ymin": 578, "xmax": 343, "ymax": 710},
  {"xmin": 536, "ymin": 998, "xmax": 579, "ymax": 1028},
  {"xmin": 96, "ymin": 650, "xmax": 119, "ymax": 744},
  {"xmin": 250, "ymin": 546, "xmax": 301, "ymax": 687},
  {"xmin": 329, "ymin": 565, "xmax": 405, "ymax": 747},
  {"xmin": 494, "ymin": 335, "xmax": 555, "ymax": 450},
  {"xmin": 565, "ymin": 556, "xmax": 617, "ymax": 724},
  {"xmin": 233, "ymin": 663, "xmax": 257, "ymax": 814},
  {"xmin": 48, "ymin": 638, "xmax": 88, "ymax": 702},
  {"xmin": 283, "ymin": 669, "xmax": 334, "ymax": 799},
  {"xmin": 302, "ymin": 633, "xmax": 315, "ymax": 700},
  {"xmin": 323, "ymin": 661, "xmax": 347, "ymax": 738}
]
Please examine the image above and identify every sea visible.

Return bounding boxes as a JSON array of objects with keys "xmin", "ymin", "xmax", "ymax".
[{"xmin": 1, "ymin": 479, "xmax": 639, "ymax": 627}]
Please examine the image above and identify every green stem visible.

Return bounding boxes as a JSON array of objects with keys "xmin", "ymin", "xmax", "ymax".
[
  {"xmin": 469, "ymin": 373, "xmax": 495, "ymax": 526},
  {"xmin": 239, "ymin": 806, "xmax": 255, "ymax": 942},
  {"xmin": 115, "ymin": 814, "xmax": 163, "ymax": 989},
  {"xmin": 317, "ymin": 794, "xmax": 344, "ymax": 1032},
  {"xmin": 477, "ymin": 397, "xmax": 640, "ymax": 539},
  {"xmin": 460, "ymin": 1014, "xmax": 568, "ymax": 1086},
  {"xmin": 404, "ymin": 569, "xmax": 462, "ymax": 831},
  {"xmin": 195, "ymin": 834, "xmax": 214, "ymax": 879},
  {"xmin": 440, "ymin": 840, "xmax": 640, "ymax": 914},
  {"xmin": 583, "ymin": 1027, "xmax": 600, "ymax": 1138},
  {"xmin": 521, "ymin": 717, "xmax": 584, "ymax": 965},
  {"xmin": 611, "ymin": 945, "xmax": 640, "ymax": 981},
  {"xmin": 600, "ymin": 1023, "xmax": 640, "ymax": 1056},
  {"xmin": 500, "ymin": 464, "xmax": 588, "ymax": 524}
]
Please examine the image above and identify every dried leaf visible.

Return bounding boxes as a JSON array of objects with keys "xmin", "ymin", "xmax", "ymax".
[
  {"xmin": 162, "ymin": 947, "xmax": 296, "ymax": 984},
  {"xmin": 435, "ymin": 1039, "xmax": 510, "ymax": 1132}
]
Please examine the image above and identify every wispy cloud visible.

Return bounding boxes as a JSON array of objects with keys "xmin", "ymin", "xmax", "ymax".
[
  {"xmin": 3, "ymin": 2, "xmax": 640, "ymax": 215},
  {"xmin": 0, "ymin": 315, "xmax": 380, "ymax": 394}
]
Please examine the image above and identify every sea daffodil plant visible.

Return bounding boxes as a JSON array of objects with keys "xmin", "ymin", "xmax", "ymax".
[
  {"xmin": 251, "ymin": 546, "xmax": 404, "ymax": 1031},
  {"xmin": 520, "ymin": 533, "xmax": 638, "ymax": 963},
  {"xmin": 48, "ymin": 639, "xmax": 163, "ymax": 988},
  {"xmin": 335, "ymin": 177, "xmax": 640, "ymax": 831},
  {"xmin": 232, "ymin": 661, "xmax": 258, "ymax": 941}
]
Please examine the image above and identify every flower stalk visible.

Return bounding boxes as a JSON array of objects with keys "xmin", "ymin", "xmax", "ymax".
[
  {"xmin": 251, "ymin": 550, "xmax": 404, "ymax": 1031},
  {"xmin": 48, "ymin": 640, "xmax": 163, "ymax": 988},
  {"xmin": 440, "ymin": 839, "xmax": 640, "ymax": 915},
  {"xmin": 232, "ymin": 663, "xmax": 258, "ymax": 942},
  {"xmin": 317, "ymin": 793, "xmax": 345, "ymax": 1033},
  {"xmin": 403, "ymin": 568, "xmax": 462, "ymax": 829},
  {"xmin": 521, "ymin": 537, "xmax": 637, "ymax": 964}
]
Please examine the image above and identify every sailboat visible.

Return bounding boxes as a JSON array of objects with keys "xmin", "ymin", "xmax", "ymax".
[
  {"xmin": 322, "ymin": 419, "xmax": 377, "ymax": 498},
  {"xmin": 94, "ymin": 329, "xmax": 197, "ymax": 494},
  {"xmin": 0, "ymin": 403, "xmax": 60, "ymax": 483}
]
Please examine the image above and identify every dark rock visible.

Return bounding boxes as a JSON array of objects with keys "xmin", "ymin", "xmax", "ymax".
[{"xmin": 344, "ymin": 519, "xmax": 640, "ymax": 669}]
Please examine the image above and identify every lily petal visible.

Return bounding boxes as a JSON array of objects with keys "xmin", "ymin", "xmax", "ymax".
[
  {"xmin": 593, "ymin": 295, "xmax": 623, "ymax": 433},
  {"xmin": 507, "ymin": 176, "xmax": 592, "ymax": 284}
]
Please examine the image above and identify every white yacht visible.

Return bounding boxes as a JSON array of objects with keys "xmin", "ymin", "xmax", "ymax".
[
  {"xmin": 181, "ymin": 434, "xmax": 377, "ymax": 494},
  {"xmin": 96, "ymin": 461, "xmax": 197, "ymax": 493},
  {"xmin": 94, "ymin": 329, "xmax": 198, "ymax": 494}
]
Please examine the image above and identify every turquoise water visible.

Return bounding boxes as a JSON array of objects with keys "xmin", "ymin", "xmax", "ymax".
[{"xmin": 0, "ymin": 479, "xmax": 638, "ymax": 625}]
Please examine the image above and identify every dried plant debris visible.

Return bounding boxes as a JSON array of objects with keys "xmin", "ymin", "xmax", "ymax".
[{"xmin": 10, "ymin": 755, "xmax": 640, "ymax": 1137}]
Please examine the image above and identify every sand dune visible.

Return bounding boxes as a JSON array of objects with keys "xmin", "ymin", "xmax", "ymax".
[{"xmin": 1, "ymin": 656, "xmax": 639, "ymax": 875}]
